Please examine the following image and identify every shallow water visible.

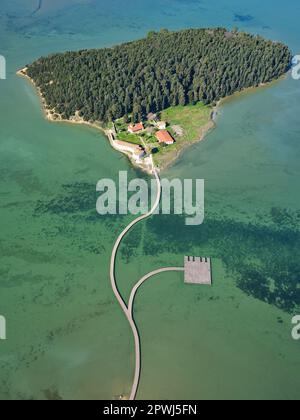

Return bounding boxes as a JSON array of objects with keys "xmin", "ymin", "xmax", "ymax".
[{"xmin": 0, "ymin": 0, "xmax": 299, "ymax": 400}]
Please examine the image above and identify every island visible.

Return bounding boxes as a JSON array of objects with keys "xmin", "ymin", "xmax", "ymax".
[{"xmin": 18, "ymin": 28, "xmax": 292, "ymax": 172}]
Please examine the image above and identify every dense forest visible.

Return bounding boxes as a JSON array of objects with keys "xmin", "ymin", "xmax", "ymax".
[{"xmin": 26, "ymin": 28, "xmax": 292, "ymax": 123}]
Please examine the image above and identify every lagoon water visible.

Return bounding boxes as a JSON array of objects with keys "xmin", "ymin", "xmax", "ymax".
[{"xmin": 0, "ymin": 0, "xmax": 299, "ymax": 399}]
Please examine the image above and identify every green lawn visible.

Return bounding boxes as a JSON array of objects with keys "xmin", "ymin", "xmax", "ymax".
[
  {"xmin": 160, "ymin": 102, "xmax": 212, "ymax": 143},
  {"xmin": 112, "ymin": 103, "xmax": 213, "ymax": 169},
  {"xmin": 116, "ymin": 131, "xmax": 142, "ymax": 145},
  {"xmin": 152, "ymin": 102, "xmax": 213, "ymax": 169},
  {"xmin": 142, "ymin": 133, "xmax": 158, "ymax": 144}
]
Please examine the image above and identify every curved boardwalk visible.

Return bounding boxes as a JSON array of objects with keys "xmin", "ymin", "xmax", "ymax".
[
  {"xmin": 109, "ymin": 160, "xmax": 183, "ymax": 400},
  {"xmin": 128, "ymin": 267, "xmax": 185, "ymax": 318},
  {"xmin": 109, "ymin": 162, "xmax": 161, "ymax": 319},
  {"xmin": 127, "ymin": 267, "xmax": 184, "ymax": 400}
]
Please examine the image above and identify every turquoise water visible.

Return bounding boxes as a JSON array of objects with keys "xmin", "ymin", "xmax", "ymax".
[{"xmin": 0, "ymin": 0, "xmax": 299, "ymax": 400}]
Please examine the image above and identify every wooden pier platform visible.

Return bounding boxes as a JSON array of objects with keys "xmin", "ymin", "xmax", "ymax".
[{"xmin": 184, "ymin": 256, "xmax": 212, "ymax": 285}]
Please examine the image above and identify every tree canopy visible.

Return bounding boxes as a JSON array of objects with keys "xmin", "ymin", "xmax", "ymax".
[{"xmin": 26, "ymin": 28, "xmax": 292, "ymax": 123}]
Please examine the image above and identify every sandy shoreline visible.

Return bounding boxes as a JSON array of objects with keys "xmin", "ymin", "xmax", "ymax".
[
  {"xmin": 155, "ymin": 118, "xmax": 216, "ymax": 172},
  {"xmin": 17, "ymin": 66, "xmax": 285, "ymax": 174},
  {"xmin": 17, "ymin": 68, "xmax": 109, "ymax": 133},
  {"xmin": 17, "ymin": 67, "xmax": 155, "ymax": 173},
  {"xmin": 18, "ymin": 68, "xmax": 159, "ymax": 174}
]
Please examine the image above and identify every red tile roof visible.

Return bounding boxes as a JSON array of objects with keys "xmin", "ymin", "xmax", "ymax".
[
  {"xmin": 156, "ymin": 130, "xmax": 174, "ymax": 144},
  {"xmin": 128, "ymin": 122, "xmax": 144, "ymax": 132}
]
